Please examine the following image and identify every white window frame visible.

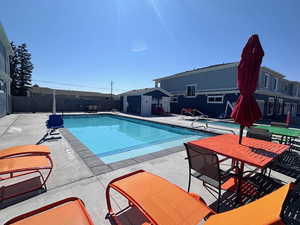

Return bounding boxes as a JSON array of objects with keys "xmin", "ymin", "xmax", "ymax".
[
  {"xmin": 267, "ymin": 97, "xmax": 274, "ymax": 116},
  {"xmin": 207, "ymin": 95, "xmax": 224, "ymax": 104},
  {"xmin": 264, "ymin": 74, "xmax": 270, "ymax": 88},
  {"xmin": 185, "ymin": 84, "xmax": 197, "ymax": 97}
]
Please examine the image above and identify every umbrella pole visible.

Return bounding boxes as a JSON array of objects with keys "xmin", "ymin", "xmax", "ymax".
[{"xmin": 239, "ymin": 125, "xmax": 245, "ymax": 144}]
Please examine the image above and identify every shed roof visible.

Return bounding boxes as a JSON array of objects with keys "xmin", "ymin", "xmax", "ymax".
[{"xmin": 120, "ymin": 87, "xmax": 172, "ymax": 96}]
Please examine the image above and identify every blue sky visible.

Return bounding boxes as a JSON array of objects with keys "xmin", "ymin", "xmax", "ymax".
[{"xmin": 1, "ymin": 0, "xmax": 299, "ymax": 94}]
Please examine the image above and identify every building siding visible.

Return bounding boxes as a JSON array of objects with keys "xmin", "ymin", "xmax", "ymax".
[
  {"xmin": 171, "ymin": 93, "xmax": 239, "ymax": 118},
  {"xmin": 160, "ymin": 66, "xmax": 237, "ymax": 94}
]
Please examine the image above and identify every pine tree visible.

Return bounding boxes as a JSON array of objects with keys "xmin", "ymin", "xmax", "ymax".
[
  {"xmin": 9, "ymin": 42, "xmax": 19, "ymax": 96},
  {"xmin": 9, "ymin": 42, "xmax": 33, "ymax": 96},
  {"xmin": 17, "ymin": 43, "xmax": 33, "ymax": 96}
]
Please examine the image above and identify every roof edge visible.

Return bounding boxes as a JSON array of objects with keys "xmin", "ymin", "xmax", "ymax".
[{"xmin": 153, "ymin": 62, "xmax": 239, "ymax": 82}]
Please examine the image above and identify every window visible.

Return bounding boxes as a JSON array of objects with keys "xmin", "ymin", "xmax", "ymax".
[
  {"xmin": 297, "ymin": 85, "xmax": 300, "ymax": 97},
  {"xmin": 0, "ymin": 80, "xmax": 5, "ymax": 93},
  {"xmin": 273, "ymin": 78, "xmax": 278, "ymax": 91},
  {"xmin": 284, "ymin": 84, "xmax": 288, "ymax": 92},
  {"xmin": 207, "ymin": 95, "xmax": 224, "ymax": 104},
  {"xmin": 264, "ymin": 74, "xmax": 269, "ymax": 88},
  {"xmin": 276, "ymin": 98, "xmax": 283, "ymax": 115},
  {"xmin": 297, "ymin": 103, "xmax": 300, "ymax": 114},
  {"xmin": 186, "ymin": 84, "xmax": 196, "ymax": 97},
  {"xmin": 267, "ymin": 97, "xmax": 274, "ymax": 115}
]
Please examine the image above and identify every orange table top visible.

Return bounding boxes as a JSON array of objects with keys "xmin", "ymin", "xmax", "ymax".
[{"xmin": 188, "ymin": 134, "xmax": 289, "ymax": 168}]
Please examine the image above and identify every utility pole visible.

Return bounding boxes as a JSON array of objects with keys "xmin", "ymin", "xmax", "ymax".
[{"xmin": 110, "ymin": 81, "xmax": 113, "ymax": 111}]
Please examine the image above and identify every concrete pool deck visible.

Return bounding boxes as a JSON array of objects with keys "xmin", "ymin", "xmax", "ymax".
[{"xmin": 0, "ymin": 113, "xmax": 296, "ymax": 224}]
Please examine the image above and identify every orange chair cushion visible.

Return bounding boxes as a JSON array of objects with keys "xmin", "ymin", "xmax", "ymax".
[
  {"xmin": 204, "ymin": 184, "xmax": 291, "ymax": 225},
  {"xmin": 7, "ymin": 199, "xmax": 93, "ymax": 225},
  {"xmin": 0, "ymin": 156, "xmax": 52, "ymax": 175}
]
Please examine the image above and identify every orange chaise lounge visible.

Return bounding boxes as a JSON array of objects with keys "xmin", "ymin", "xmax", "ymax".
[
  {"xmin": 0, "ymin": 145, "xmax": 50, "ymax": 159},
  {"xmin": 0, "ymin": 145, "xmax": 53, "ymax": 203},
  {"xmin": 4, "ymin": 170, "xmax": 291, "ymax": 225},
  {"xmin": 4, "ymin": 197, "xmax": 95, "ymax": 225},
  {"xmin": 106, "ymin": 170, "xmax": 291, "ymax": 225}
]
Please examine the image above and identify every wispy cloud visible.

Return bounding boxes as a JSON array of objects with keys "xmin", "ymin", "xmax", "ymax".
[
  {"xmin": 131, "ymin": 40, "xmax": 148, "ymax": 52},
  {"xmin": 131, "ymin": 46, "xmax": 148, "ymax": 52}
]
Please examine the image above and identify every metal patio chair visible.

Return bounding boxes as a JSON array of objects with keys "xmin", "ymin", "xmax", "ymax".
[
  {"xmin": 246, "ymin": 127, "xmax": 272, "ymax": 141},
  {"xmin": 184, "ymin": 143, "xmax": 235, "ymax": 212}
]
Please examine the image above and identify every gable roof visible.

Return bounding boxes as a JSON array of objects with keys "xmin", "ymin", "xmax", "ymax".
[
  {"xmin": 153, "ymin": 62, "xmax": 287, "ymax": 82},
  {"xmin": 153, "ymin": 62, "xmax": 239, "ymax": 82},
  {"xmin": 120, "ymin": 87, "xmax": 172, "ymax": 96},
  {"xmin": 0, "ymin": 23, "xmax": 13, "ymax": 55}
]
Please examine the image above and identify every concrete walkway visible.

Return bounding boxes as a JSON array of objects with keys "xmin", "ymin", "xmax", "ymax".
[{"xmin": 0, "ymin": 113, "xmax": 295, "ymax": 224}]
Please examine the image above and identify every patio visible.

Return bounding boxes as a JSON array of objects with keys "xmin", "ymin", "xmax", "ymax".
[{"xmin": 0, "ymin": 113, "xmax": 297, "ymax": 225}]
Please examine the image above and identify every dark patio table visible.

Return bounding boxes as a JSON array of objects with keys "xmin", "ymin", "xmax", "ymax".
[
  {"xmin": 188, "ymin": 134, "xmax": 289, "ymax": 205},
  {"xmin": 255, "ymin": 125, "xmax": 300, "ymax": 145}
]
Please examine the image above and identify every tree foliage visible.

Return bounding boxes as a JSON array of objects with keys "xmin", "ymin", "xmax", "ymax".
[{"xmin": 9, "ymin": 42, "xmax": 33, "ymax": 96}]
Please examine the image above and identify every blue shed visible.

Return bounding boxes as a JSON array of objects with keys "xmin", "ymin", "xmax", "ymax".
[{"xmin": 120, "ymin": 88, "xmax": 172, "ymax": 116}]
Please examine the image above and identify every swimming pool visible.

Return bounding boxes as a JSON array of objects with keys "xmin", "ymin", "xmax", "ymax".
[{"xmin": 64, "ymin": 115, "xmax": 213, "ymax": 163}]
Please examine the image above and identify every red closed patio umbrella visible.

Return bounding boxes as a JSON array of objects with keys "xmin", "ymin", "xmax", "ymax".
[{"xmin": 231, "ymin": 34, "xmax": 264, "ymax": 144}]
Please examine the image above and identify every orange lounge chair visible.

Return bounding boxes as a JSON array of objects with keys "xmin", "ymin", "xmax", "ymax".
[
  {"xmin": 4, "ymin": 197, "xmax": 95, "ymax": 225},
  {"xmin": 106, "ymin": 170, "xmax": 292, "ymax": 225},
  {"xmin": 0, "ymin": 154, "xmax": 53, "ymax": 202},
  {"xmin": 0, "ymin": 145, "xmax": 50, "ymax": 159},
  {"xmin": 106, "ymin": 170, "xmax": 215, "ymax": 225}
]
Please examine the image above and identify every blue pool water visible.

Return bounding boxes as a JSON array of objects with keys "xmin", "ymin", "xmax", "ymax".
[{"xmin": 64, "ymin": 115, "xmax": 213, "ymax": 163}]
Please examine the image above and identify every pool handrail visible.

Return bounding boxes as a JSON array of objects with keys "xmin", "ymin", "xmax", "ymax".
[{"xmin": 191, "ymin": 117, "xmax": 236, "ymax": 135}]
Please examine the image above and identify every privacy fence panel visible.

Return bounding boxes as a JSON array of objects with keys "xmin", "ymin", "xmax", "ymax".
[{"xmin": 12, "ymin": 94, "xmax": 120, "ymax": 113}]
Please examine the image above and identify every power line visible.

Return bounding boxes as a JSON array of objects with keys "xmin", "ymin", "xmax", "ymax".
[{"xmin": 32, "ymin": 79, "xmax": 129, "ymax": 92}]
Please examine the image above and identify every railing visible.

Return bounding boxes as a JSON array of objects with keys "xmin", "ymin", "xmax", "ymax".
[{"xmin": 191, "ymin": 117, "xmax": 236, "ymax": 135}]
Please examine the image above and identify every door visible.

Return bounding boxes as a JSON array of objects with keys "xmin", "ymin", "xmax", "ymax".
[
  {"xmin": 162, "ymin": 97, "xmax": 170, "ymax": 113},
  {"xmin": 141, "ymin": 95, "xmax": 152, "ymax": 116},
  {"xmin": 123, "ymin": 96, "xmax": 128, "ymax": 113}
]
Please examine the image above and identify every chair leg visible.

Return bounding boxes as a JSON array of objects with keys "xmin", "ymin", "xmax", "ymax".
[
  {"xmin": 188, "ymin": 170, "xmax": 191, "ymax": 192},
  {"xmin": 217, "ymin": 189, "xmax": 221, "ymax": 213}
]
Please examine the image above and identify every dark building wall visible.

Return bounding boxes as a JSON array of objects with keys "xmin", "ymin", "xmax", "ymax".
[
  {"xmin": 12, "ymin": 94, "xmax": 120, "ymax": 113},
  {"xmin": 255, "ymin": 93, "xmax": 300, "ymax": 121},
  {"xmin": 126, "ymin": 95, "xmax": 141, "ymax": 115},
  {"xmin": 171, "ymin": 93, "xmax": 239, "ymax": 118}
]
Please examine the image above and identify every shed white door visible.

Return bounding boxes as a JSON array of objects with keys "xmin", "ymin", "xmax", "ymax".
[
  {"xmin": 162, "ymin": 97, "xmax": 170, "ymax": 113},
  {"xmin": 141, "ymin": 95, "xmax": 152, "ymax": 116},
  {"xmin": 123, "ymin": 96, "xmax": 128, "ymax": 113}
]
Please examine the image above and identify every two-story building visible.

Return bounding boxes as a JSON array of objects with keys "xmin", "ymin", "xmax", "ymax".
[
  {"xmin": 154, "ymin": 62, "xmax": 300, "ymax": 120},
  {"xmin": 0, "ymin": 23, "xmax": 13, "ymax": 118}
]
